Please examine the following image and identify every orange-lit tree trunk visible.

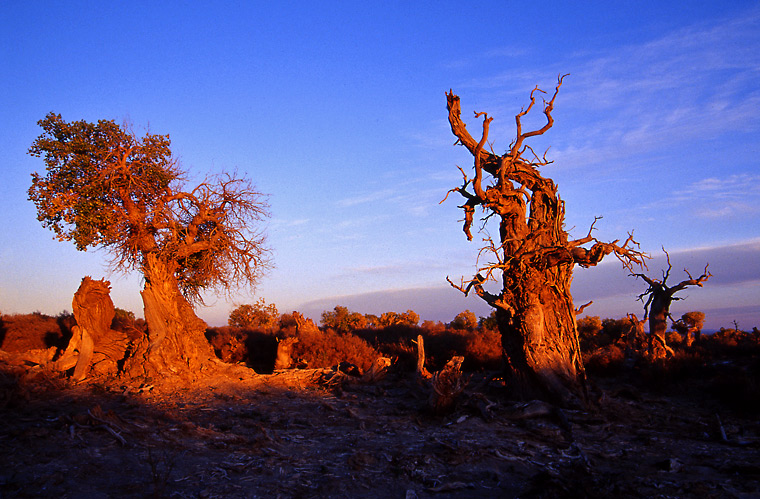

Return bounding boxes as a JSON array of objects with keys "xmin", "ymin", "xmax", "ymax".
[
  {"xmin": 445, "ymin": 77, "xmax": 646, "ymax": 406},
  {"xmin": 124, "ymin": 254, "xmax": 214, "ymax": 379}
]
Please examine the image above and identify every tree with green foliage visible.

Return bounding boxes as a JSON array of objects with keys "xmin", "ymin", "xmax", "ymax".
[
  {"xmin": 28, "ymin": 113, "xmax": 270, "ymax": 378},
  {"xmin": 478, "ymin": 310, "xmax": 499, "ymax": 333},
  {"xmin": 228, "ymin": 298, "xmax": 279, "ymax": 331},
  {"xmin": 378, "ymin": 310, "xmax": 420, "ymax": 328},
  {"xmin": 450, "ymin": 310, "xmax": 478, "ymax": 331},
  {"xmin": 672, "ymin": 311, "xmax": 706, "ymax": 347},
  {"xmin": 320, "ymin": 306, "xmax": 368, "ymax": 333}
]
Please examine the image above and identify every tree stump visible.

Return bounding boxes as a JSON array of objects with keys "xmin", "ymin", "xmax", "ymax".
[
  {"xmin": 416, "ymin": 335, "xmax": 467, "ymax": 414},
  {"xmin": 430, "ymin": 356, "xmax": 467, "ymax": 415},
  {"xmin": 55, "ymin": 277, "xmax": 128, "ymax": 380},
  {"xmin": 274, "ymin": 337, "xmax": 299, "ymax": 370}
]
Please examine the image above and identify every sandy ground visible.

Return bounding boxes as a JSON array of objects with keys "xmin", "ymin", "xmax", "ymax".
[{"xmin": 2, "ymin": 361, "xmax": 759, "ymax": 498}]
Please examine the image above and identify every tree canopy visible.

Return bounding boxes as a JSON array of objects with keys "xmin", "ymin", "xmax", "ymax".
[
  {"xmin": 228, "ymin": 299, "xmax": 279, "ymax": 330},
  {"xmin": 28, "ymin": 113, "xmax": 271, "ymax": 302}
]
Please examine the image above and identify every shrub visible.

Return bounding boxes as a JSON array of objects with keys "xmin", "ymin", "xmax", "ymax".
[
  {"xmin": 320, "ymin": 306, "xmax": 368, "ymax": 334},
  {"xmin": 378, "ymin": 310, "xmax": 420, "ymax": 328},
  {"xmin": 354, "ymin": 325, "xmax": 419, "ymax": 370},
  {"xmin": 291, "ymin": 328, "xmax": 380, "ymax": 372},
  {"xmin": 111, "ymin": 308, "xmax": 146, "ymax": 341},
  {"xmin": 665, "ymin": 331, "xmax": 682, "ymax": 347},
  {"xmin": 460, "ymin": 327, "xmax": 502, "ymax": 370},
  {"xmin": 577, "ymin": 316, "xmax": 603, "ymax": 350},
  {"xmin": 449, "ymin": 310, "xmax": 478, "ymax": 331},
  {"xmin": 228, "ymin": 298, "xmax": 279, "ymax": 331},
  {"xmin": 0, "ymin": 312, "xmax": 72, "ymax": 352},
  {"xmin": 420, "ymin": 320, "xmax": 446, "ymax": 334},
  {"xmin": 583, "ymin": 344, "xmax": 625, "ymax": 375},
  {"xmin": 205, "ymin": 326, "xmax": 280, "ymax": 372}
]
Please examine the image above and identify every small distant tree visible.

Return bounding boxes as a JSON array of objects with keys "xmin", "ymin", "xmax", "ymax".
[
  {"xmin": 28, "ymin": 113, "xmax": 270, "ymax": 378},
  {"xmin": 450, "ymin": 310, "xmax": 478, "ymax": 331},
  {"xmin": 673, "ymin": 311, "xmax": 706, "ymax": 347},
  {"xmin": 421, "ymin": 320, "xmax": 447, "ymax": 333},
  {"xmin": 320, "ymin": 306, "xmax": 368, "ymax": 333},
  {"xmin": 228, "ymin": 298, "xmax": 279, "ymax": 331},
  {"xmin": 364, "ymin": 314, "xmax": 380, "ymax": 329},
  {"xmin": 631, "ymin": 250, "xmax": 710, "ymax": 358},
  {"xmin": 378, "ymin": 310, "xmax": 420, "ymax": 327}
]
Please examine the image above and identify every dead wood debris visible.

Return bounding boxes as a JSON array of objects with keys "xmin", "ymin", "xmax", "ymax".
[{"xmin": 415, "ymin": 335, "xmax": 468, "ymax": 414}]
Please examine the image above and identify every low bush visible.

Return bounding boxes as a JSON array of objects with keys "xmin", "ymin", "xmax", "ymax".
[
  {"xmin": 205, "ymin": 326, "xmax": 279, "ymax": 373},
  {"xmin": 291, "ymin": 328, "xmax": 380, "ymax": 372},
  {"xmin": 583, "ymin": 344, "xmax": 625, "ymax": 376},
  {"xmin": 0, "ymin": 312, "xmax": 73, "ymax": 352}
]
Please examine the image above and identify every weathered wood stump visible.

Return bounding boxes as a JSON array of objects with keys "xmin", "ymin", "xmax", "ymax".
[
  {"xmin": 274, "ymin": 337, "xmax": 299, "ymax": 370},
  {"xmin": 55, "ymin": 277, "xmax": 128, "ymax": 380},
  {"xmin": 416, "ymin": 335, "xmax": 467, "ymax": 414}
]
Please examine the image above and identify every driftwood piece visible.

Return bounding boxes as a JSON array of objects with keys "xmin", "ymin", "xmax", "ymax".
[{"xmin": 55, "ymin": 277, "xmax": 128, "ymax": 380}]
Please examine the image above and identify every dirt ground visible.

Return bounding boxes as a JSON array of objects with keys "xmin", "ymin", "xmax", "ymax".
[{"xmin": 2, "ymin": 358, "xmax": 759, "ymax": 499}]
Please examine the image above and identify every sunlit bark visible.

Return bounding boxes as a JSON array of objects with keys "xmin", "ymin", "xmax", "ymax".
[{"xmin": 444, "ymin": 77, "xmax": 646, "ymax": 405}]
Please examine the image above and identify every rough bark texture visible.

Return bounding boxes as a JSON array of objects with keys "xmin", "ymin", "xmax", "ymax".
[
  {"xmin": 123, "ymin": 255, "xmax": 213, "ymax": 380},
  {"xmin": 445, "ymin": 78, "xmax": 645, "ymax": 406},
  {"xmin": 55, "ymin": 277, "xmax": 128, "ymax": 380}
]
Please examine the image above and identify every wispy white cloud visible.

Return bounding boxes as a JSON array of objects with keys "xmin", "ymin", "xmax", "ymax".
[
  {"xmin": 457, "ymin": 8, "xmax": 760, "ymax": 170},
  {"xmin": 671, "ymin": 174, "xmax": 760, "ymax": 218},
  {"xmin": 336, "ymin": 188, "xmax": 398, "ymax": 208}
]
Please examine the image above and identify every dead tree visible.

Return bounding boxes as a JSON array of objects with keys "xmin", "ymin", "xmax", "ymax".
[
  {"xmin": 631, "ymin": 250, "xmax": 711, "ymax": 359},
  {"xmin": 444, "ymin": 76, "xmax": 646, "ymax": 405},
  {"xmin": 624, "ymin": 313, "xmax": 647, "ymax": 360},
  {"xmin": 415, "ymin": 335, "xmax": 467, "ymax": 414},
  {"xmin": 55, "ymin": 277, "xmax": 128, "ymax": 380}
]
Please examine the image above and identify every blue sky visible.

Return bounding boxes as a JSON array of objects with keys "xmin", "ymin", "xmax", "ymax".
[{"xmin": 1, "ymin": 1, "xmax": 758, "ymax": 330}]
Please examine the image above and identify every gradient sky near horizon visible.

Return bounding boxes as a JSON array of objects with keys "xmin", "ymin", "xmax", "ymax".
[{"xmin": 2, "ymin": 1, "xmax": 759, "ymax": 330}]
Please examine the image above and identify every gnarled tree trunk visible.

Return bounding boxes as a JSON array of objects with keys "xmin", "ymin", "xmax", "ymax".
[
  {"xmin": 123, "ymin": 254, "xmax": 214, "ymax": 380},
  {"xmin": 55, "ymin": 277, "xmax": 128, "ymax": 380},
  {"xmin": 496, "ymin": 271, "xmax": 585, "ymax": 404},
  {"xmin": 444, "ymin": 78, "xmax": 645, "ymax": 406}
]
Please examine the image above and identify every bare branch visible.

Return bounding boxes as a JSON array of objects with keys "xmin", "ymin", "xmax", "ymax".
[
  {"xmin": 510, "ymin": 74, "xmax": 568, "ymax": 158},
  {"xmin": 575, "ymin": 301, "xmax": 593, "ymax": 316},
  {"xmin": 472, "ymin": 111, "xmax": 493, "ymax": 200}
]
